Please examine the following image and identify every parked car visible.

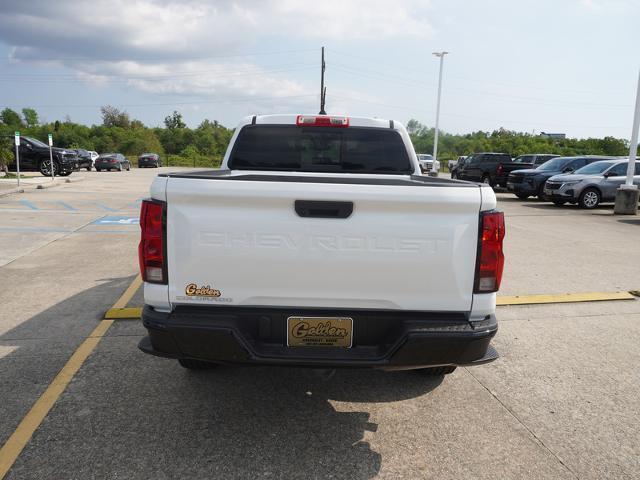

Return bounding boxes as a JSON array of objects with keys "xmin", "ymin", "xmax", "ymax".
[
  {"xmin": 507, "ymin": 156, "xmax": 614, "ymax": 200},
  {"xmin": 456, "ymin": 152, "xmax": 512, "ymax": 186},
  {"xmin": 450, "ymin": 156, "xmax": 469, "ymax": 179},
  {"xmin": 137, "ymin": 114, "xmax": 502, "ymax": 375},
  {"xmin": 95, "ymin": 153, "xmax": 130, "ymax": 172},
  {"xmin": 495, "ymin": 154, "xmax": 559, "ymax": 187},
  {"xmin": 74, "ymin": 149, "xmax": 94, "ymax": 171},
  {"xmin": 417, "ymin": 153, "xmax": 439, "ymax": 175},
  {"xmin": 544, "ymin": 159, "xmax": 640, "ymax": 208},
  {"xmin": 138, "ymin": 153, "xmax": 162, "ymax": 168},
  {"xmin": 449, "ymin": 156, "xmax": 466, "ymax": 172},
  {"xmin": 6, "ymin": 136, "xmax": 79, "ymax": 176}
]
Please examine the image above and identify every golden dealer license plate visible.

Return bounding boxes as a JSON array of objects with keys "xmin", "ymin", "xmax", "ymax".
[{"xmin": 287, "ymin": 317, "xmax": 353, "ymax": 347}]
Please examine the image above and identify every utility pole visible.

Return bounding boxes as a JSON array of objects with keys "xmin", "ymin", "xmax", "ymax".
[
  {"xmin": 614, "ymin": 68, "xmax": 640, "ymax": 215},
  {"xmin": 319, "ymin": 47, "xmax": 326, "ymax": 115},
  {"xmin": 432, "ymin": 51, "xmax": 449, "ymax": 167}
]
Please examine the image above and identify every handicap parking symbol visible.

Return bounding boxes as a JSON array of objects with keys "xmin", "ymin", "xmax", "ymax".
[{"xmin": 94, "ymin": 216, "xmax": 139, "ymax": 225}]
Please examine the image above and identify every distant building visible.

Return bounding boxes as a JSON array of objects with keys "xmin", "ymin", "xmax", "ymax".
[{"xmin": 540, "ymin": 132, "xmax": 566, "ymax": 140}]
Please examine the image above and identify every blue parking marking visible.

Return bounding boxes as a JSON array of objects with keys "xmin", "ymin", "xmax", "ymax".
[
  {"xmin": 56, "ymin": 201, "xmax": 77, "ymax": 211},
  {"xmin": 19, "ymin": 200, "xmax": 39, "ymax": 210},
  {"xmin": 94, "ymin": 203, "xmax": 117, "ymax": 212},
  {"xmin": 94, "ymin": 215, "xmax": 139, "ymax": 225}
]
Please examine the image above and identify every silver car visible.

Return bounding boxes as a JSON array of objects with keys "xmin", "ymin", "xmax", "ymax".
[{"xmin": 544, "ymin": 159, "xmax": 640, "ymax": 208}]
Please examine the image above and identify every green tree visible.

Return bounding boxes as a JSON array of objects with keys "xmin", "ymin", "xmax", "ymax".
[
  {"xmin": 100, "ymin": 105, "xmax": 131, "ymax": 128},
  {"xmin": 164, "ymin": 110, "xmax": 186, "ymax": 129},
  {"xmin": 22, "ymin": 108, "xmax": 39, "ymax": 127},
  {"xmin": 0, "ymin": 108, "xmax": 23, "ymax": 128}
]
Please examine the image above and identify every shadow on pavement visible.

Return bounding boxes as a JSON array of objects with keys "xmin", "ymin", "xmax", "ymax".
[
  {"xmin": 521, "ymin": 202, "xmax": 612, "ymax": 212},
  {"xmin": 617, "ymin": 218, "xmax": 640, "ymax": 226},
  {"xmin": 1, "ymin": 278, "xmax": 444, "ymax": 479},
  {"xmin": 0, "ymin": 276, "xmax": 135, "ymax": 445}
]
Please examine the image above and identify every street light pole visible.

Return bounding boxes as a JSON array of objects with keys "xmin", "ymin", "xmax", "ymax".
[
  {"xmin": 432, "ymin": 51, "xmax": 448, "ymax": 167},
  {"xmin": 624, "ymin": 69, "xmax": 640, "ymax": 187},
  {"xmin": 614, "ymin": 68, "xmax": 640, "ymax": 215}
]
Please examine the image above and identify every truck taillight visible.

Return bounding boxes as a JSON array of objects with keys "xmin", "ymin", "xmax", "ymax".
[
  {"xmin": 139, "ymin": 199, "xmax": 166, "ymax": 284},
  {"xmin": 296, "ymin": 115, "xmax": 349, "ymax": 127},
  {"xmin": 474, "ymin": 211, "xmax": 505, "ymax": 293},
  {"xmin": 497, "ymin": 164, "xmax": 503, "ymax": 175}
]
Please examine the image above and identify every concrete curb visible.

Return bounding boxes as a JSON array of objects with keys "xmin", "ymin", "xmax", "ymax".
[
  {"xmin": 65, "ymin": 177, "xmax": 84, "ymax": 183},
  {"xmin": 36, "ymin": 182, "xmax": 61, "ymax": 190},
  {"xmin": 0, "ymin": 187, "xmax": 25, "ymax": 197}
]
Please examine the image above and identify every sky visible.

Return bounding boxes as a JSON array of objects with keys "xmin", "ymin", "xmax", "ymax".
[{"xmin": 0, "ymin": 0, "xmax": 639, "ymax": 139}]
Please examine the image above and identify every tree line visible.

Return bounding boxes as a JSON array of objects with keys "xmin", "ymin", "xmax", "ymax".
[
  {"xmin": 0, "ymin": 106, "xmax": 233, "ymax": 168},
  {"xmin": 0, "ymin": 108, "xmax": 631, "ymax": 169},
  {"xmin": 406, "ymin": 119, "xmax": 629, "ymax": 161}
]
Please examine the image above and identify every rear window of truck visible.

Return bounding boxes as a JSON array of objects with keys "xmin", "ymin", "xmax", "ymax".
[{"xmin": 228, "ymin": 125, "xmax": 413, "ymax": 174}]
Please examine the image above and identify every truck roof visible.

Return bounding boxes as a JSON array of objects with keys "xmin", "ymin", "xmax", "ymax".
[{"xmin": 241, "ymin": 114, "xmax": 402, "ymax": 130}]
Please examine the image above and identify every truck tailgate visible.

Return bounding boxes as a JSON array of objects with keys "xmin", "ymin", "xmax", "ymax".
[{"xmin": 166, "ymin": 176, "xmax": 481, "ymax": 312}]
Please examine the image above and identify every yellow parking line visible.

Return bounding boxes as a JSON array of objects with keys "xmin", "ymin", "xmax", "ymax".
[
  {"xmin": 111, "ymin": 274, "xmax": 142, "ymax": 309},
  {"xmin": 106, "ymin": 289, "xmax": 638, "ymax": 317},
  {"xmin": 497, "ymin": 291, "xmax": 636, "ymax": 306},
  {"xmin": 0, "ymin": 320, "xmax": 113, "ymax": 478},
  {"xmin": 0, "ymin": 274, "xmax": 141, "ymax": 480},
  {"xmin": 105, "ymin": 307, "xmax": 142, "ymax": 319}
]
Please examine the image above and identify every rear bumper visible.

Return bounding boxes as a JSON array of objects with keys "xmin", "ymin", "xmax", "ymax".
[{"xmin": 139, "ymin": 305, "xmax": 498, "ymax": 370}]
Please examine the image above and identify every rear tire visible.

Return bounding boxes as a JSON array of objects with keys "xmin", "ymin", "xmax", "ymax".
[
  {"xmin": 416, "ymin": 366, "xmax": 457, "ymax": 376},
  {"xmin": 481, "ymin": 175, "xmax": 492, "ymax": 187},
  {"xmin": 178, "ymin": 359, "xmax": 218, "ymax": 370},
  {"xmin": 515, "ymin": 193, "xmax": 529, "ymax": 200}
]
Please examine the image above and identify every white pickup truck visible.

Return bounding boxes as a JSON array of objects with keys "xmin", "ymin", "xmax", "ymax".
[{"xmin": 138, "ymin": 114, "xmax": 504, "ymax": 375}]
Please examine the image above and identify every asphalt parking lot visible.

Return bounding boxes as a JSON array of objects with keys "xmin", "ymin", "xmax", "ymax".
[{"xmin": 1, "ymin": 169, "xmax": 639, "ymax": 479}]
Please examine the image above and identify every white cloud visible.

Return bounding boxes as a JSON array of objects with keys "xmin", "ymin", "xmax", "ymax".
[{"xmin": 0, "ymin": 0, "xmax": 433, "ymax": 102}]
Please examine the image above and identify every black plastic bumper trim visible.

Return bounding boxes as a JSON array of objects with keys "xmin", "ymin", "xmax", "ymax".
[{"xmin": 139, "ymin": 305, "xmax": 498, "ymax": 370}]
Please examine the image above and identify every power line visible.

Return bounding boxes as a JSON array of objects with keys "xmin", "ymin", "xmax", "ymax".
[
  {"xmin": 329, "ymin": 94, "xmax": 626, "ymax": 129},
  {"xmin": 0, "ymin": 64, "xmax": 317, "ymax": 81},
  {"xmin": 6, "ymin": 47, "xmax": 318, "ymax": 63},
  {"xmin": 0, "ymin": 94, "xmax": 317, "ymax": 109},
  {"xmin": 330, "ymin": 63, "xmax": 631, "ymax": 109}
]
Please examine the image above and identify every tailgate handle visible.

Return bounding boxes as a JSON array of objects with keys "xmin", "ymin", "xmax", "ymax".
[{"xmin": 295, "ymin": 200, "xmax": 353, "ymax": 219}]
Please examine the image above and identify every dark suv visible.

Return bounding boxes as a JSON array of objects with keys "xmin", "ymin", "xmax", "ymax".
[
  {"xmin": 457, "ymin": 152, "xmax": 512, "ymax": 186},
  {"xmin": 7, "ymin": 136, "xmax": 79, "ymax": 176},
  {"xmin": 74, "ymin": 149, "xmax": 94, "ymax": 171},
  {"xmin": 507, "ymin": 156, "xmax": 615, "ymax": 200}
]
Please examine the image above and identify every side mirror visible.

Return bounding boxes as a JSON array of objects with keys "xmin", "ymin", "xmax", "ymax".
[
  {"xmin": 562, "ymin": 167, "xmax": 574, "ymax": 173},
  {"xmin": 603, "ymin": 171, "xmax": 614, "ymax": 178}
]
